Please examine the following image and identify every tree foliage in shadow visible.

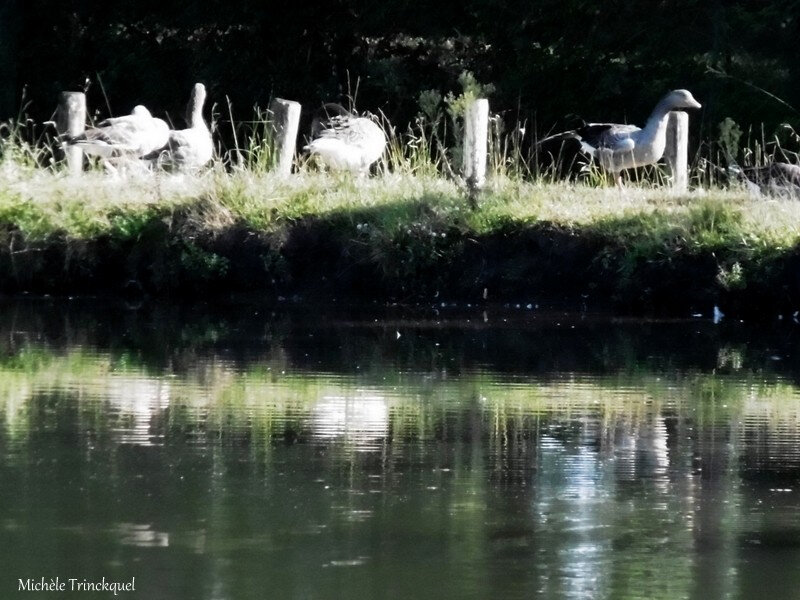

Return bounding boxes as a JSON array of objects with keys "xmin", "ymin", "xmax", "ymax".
[{"xmin": 2, "ymin": 1, "xmax": 800, "ymax": 142}]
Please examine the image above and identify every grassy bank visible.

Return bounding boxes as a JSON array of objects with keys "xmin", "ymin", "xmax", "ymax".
[{"xmin": 2, "ymin": 167, "xmax": 800, "ymax": 315}]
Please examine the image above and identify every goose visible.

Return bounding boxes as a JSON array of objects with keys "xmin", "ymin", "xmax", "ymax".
[
  {"xmin": 304, "ymin": 103, "xmax": 386, "ymax": 175},
  {"xmin": 538, "ymin": 89, "xmax": 702, "ymax": 183},
  {"xmin": 66, "ymin": 105, "xmax": 169, "ymax": 159},
  {"xmin": 147, "ymin": 83, "xmax": 213, "ymax": 171},
  {"xmin": 734, "ymin": 162, "xmax": 800, "ymax": 196}
]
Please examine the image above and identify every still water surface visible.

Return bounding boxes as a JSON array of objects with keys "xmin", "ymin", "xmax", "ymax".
[{"xmin": 2, "ymin": 299, "xmax": 800, "ymax": 599}]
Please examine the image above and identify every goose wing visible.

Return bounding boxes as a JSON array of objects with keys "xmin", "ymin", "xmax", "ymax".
[
  {"xmin": 147, "ymin": 127, "xmax": 213, "ymax": 170},
  {"xmin": 309, "ymin": 116, "xmax": 386, "ymax": 171},
  {"xmin": 72, "ymin": 108, "xmax": 168, "ymax": 157},
  {"xmin": 577, "ymin": 123, "xmax": 639, "ymax": 153},
  {"xmin": 76, "ymin": 118, "xmax": 145, "ymax": 154},
  {"xmin": 318, "ymin": 116, "xmax": 384, "ymax": 145},
  {"xmin": 310, "ymin": 104, "xmax": 352, "ymax": 138}
]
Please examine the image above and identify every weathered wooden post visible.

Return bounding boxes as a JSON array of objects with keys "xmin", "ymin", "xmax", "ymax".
[
  {"xmin": 463, "ymin": 98, "xmax": 489, "ymax": 208},
  {"xmin": 665, "ymin": 110, "xmax": 689, "ymax": 191},
  {"xmin": 56, "ymin": 92, "xmax": 86, "ymax": 175},
  {"xmin": 269, "ymin": 98, "xmax": 301, "ymax": 176}
]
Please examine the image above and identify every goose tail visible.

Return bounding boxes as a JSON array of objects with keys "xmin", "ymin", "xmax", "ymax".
[
  {"xmin": 68, "ymin": 140, "xmax": 132, "ymax": 158},
  {"xmin": 536, "ymin": 130, "xmax": 580, "ymax": 147}
]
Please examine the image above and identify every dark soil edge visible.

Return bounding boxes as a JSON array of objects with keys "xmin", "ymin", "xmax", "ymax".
[{"xmin": 2, "ymin": 212, "xmax": 799, "ymax": 318}]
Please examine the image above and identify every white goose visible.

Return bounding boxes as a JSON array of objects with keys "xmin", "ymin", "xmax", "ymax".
[
  {"xmin": 304, "ymin": 104, "xmax": 386, "ymax": 175},
  {"xmin": 68, "ymin": 105, "xmax": 169, "ymax": 159},
  {"xmin": 737, "ymin": 162, "xmax": 800, "ymax": 196},
  {"xmin": 540, "ymin": 89, "xmax": 702, "ymax": 183},
  {"xmin": 148, "ymin": 83, "xmax": 213, "ymax": 171}
]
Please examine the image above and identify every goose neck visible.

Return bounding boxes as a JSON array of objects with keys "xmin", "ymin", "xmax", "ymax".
[
  {"xmin": 187, "ymin": 103, "xmax": 206, "ymax": 129},
  {"xmin": 641, "ymin": 101, "xmax": 672, "ymax": 138},
  {"xmin": 186, "ymin": 86, "xmax": 207, "ymax": 130}
]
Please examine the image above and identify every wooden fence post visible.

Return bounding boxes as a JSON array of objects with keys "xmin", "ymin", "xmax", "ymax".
[
  {"xmin": 665, "ymin": 110, "xmax": 689, "ymax": 191},
  {"xmin": 56, "ymin": 92, "xmax": 86, "ymax": 175},
  {"xmin": 270, "ymin": 98, "xmax": 301, "ymax": 176},
  {"xmin": 463, "ymin": 98, "xmax": 489, "ymax": 207}
]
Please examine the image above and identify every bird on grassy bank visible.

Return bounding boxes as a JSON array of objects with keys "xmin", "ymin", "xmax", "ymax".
[
  {"xmin": 65, "ymin": 105, "xmax": 169, "ymax": 162},
  {"xmin": 730, "ymin": 162, "xmax": 800, "ymax": 197},
  {"xmin": 304, "ymin": 103, "xmax": 386, "ymax": 175},
  {"xmin": 146, "ymin": 83, "xmax": 213, "ymax": 171},
  {"xmin": 537, "ymin": 89, "xmax": 702, "ymax": 184}
]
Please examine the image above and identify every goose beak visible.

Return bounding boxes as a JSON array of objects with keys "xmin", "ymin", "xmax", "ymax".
[{"xmin": 688, "ymin": 97, "xmax": 702, "ymax": 109}]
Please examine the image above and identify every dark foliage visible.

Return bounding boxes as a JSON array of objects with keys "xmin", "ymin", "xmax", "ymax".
[{"xmin": 2, "ymin": 1, "xmax": 800, "ymax": 140}]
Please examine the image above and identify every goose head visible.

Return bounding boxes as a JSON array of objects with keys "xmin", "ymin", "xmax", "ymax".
[
  {"xmin": 131, "ymin": 105, "xmax": 153, "ymax": 118},
  {"xmin": 662, "ymin": 89, "xmax": 702, "ymax": 111}
]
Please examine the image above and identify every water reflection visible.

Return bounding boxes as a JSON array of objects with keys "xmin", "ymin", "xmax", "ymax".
[
  {"xmin": 106, "ymin": 376, "xmax": 172, "ymax": 445},
  {"xmin": 310, "ymin": 393, "xmax": 389, "ymax": 449},
  {"xmin": 1, "ymin": 299, "xmax": 800, "ymax": 599},
  {"xmin": 115, "ymin": 523, "xmax": 170, "ymax": 548}
]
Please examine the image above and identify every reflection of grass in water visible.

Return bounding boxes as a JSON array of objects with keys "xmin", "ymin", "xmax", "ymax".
[
  {"xmin": 0, "ymin": 348, "xmax": 111, "ymax": 434},
  {"xmin": 2, "ymin": 347, "xmax": 800, "ymax": 445},
  {"xmin": 0, "ymin": 348, "xmax": 783, "ymax": 600}
]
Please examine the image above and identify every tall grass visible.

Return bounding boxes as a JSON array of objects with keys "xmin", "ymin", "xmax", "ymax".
[
  {"xmin": 692, "ymin": 117, "xmax": 800, "ymax": 188},
  {"xmin": 3, "ymin": 83, "xmax": 798, "ymax": 196},
  {"xmin": 0, "ymin": 115, "xmax": 58, "ymax": 174}
]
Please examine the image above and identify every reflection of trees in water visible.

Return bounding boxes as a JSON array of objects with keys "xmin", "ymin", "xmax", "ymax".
[
  {"xmin": 4, "ymin": 351, "xmax": 800, "ymax": 597},
  {"xmin": 6, "ymin": 296, "xmax": 800, "ymax": 380},
  {"xmin": 5, "ymin": 300, "xmax": 800, "ymax": 595}
]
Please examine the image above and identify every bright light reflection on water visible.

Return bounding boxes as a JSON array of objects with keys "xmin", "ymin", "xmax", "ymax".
[{"xmin": 2, "ymin": 299, "xmax": 800, "ymax": 599}]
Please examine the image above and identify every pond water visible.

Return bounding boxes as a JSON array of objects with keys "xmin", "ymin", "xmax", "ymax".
[{"xmin": 2, "ymin": 298, "xmax": 800, "ymax": 599}]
